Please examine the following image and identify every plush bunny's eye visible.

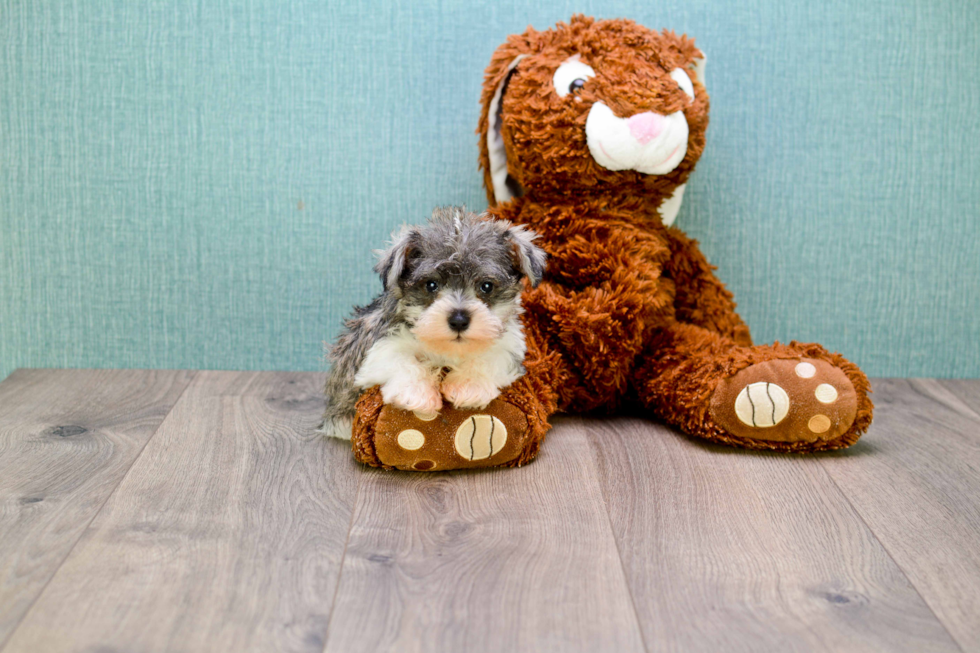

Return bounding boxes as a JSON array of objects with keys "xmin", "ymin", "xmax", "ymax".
[
  {"xmin": 670, "ymin": 68, "xmax": 695, "ymax": 100},
  {"xmin": 553, "ymin": 57, "xmax": 596, "ymax": 98}
]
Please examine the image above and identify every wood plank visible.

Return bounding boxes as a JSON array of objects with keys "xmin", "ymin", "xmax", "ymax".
[
  {"xmin": 939, "ymin": 378, "xmax": 980, "ymax": 416},
  {"xmin": 323, "ymin": 419, "xmax": 646, "ymax": 653},
  {"xmin": 819, "ymin": 378, "xmax": 980, "ymax": 651},
  {"xmin": 0, "ymin": 368, "xmax": 194, "ymax": 647},
  {"xmin": 2, "ymin": 371, "xmax": 359, "ymax": 653},
  {"xmin": 588, "ymin": 415, "xmax": 960, "ymax": 653}
]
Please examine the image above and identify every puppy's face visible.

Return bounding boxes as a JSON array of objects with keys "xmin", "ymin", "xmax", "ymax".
[
  {"xmin": 403, "ymin": 262, "xmax": 518, "ymax": 357},
  {"xmin": 376, "ymin": 208, "xmax": 545, "ymax": 357}
]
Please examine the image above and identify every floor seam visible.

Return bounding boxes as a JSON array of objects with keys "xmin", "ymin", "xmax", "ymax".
[
  {"xmin": 584, "ymin": 422, "xmax": 651, "ymax": 653},
  {"xmin": 815, "ymin": 457, "xmax": 967, "ymax": 653},
  {"xmin": 318, "ymin": 463, "xmax": 364, "ymax": 653},
  {"xmin": 933, "ymin": 379, "xmax": 980, "ymax": 425},
  {"xmin": 0, "ymin": 370, "xmax": 199, "ymax": 653}
]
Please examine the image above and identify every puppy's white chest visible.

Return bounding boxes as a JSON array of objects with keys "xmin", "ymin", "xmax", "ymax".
[{"xmin": 416, "ymin": 350, "xmax": 465, "ymax": 372}]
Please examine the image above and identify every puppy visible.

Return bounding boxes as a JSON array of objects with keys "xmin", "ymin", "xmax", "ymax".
[{"xmin": 320, "ymin": 206, "xmax": 546, "ymax": 440}]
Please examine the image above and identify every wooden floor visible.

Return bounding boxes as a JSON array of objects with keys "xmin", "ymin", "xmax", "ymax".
[{"xmin": 0, "ymin": 370, "xmax": 978, "ymax": 652}]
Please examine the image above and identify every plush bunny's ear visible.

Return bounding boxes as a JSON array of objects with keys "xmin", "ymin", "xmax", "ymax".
[
  {"xmin": 486, "ymin": 55, "xmax": 525, "ymax": 206},
  {"xmin": 374, "ymin": 226, "xmax": 419, "ymax": 291},
  {"xmin": 505, "ymin": 224, "xmax": 546, "ymax": 287},
  {"xmin": 478, "ymin": 51, "xmax": 526, "ymax": 207},
  {"xmin": 690, "ymin": 50, "xmax": 706, "ymax": 89}
]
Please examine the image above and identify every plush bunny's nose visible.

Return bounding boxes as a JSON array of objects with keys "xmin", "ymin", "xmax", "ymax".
[{"xmin": 627, "ymin": 112, "xmax": 665, "ymax": 144}]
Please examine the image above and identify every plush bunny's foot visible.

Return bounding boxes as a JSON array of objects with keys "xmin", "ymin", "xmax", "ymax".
[
  {"xmin": 709, "ymin": 358, "xmax": 858, "ymax": 444},
  {"xmin": 371, "ymin": 400, "xmax": 530, "ymax": 471},
  {"xmin": 350, "ymin": 385, "xmax": 544, "ymax": 471},
  {"xmin": 348, "ymin": 350, "xmax": 558, "ymax": 470}
]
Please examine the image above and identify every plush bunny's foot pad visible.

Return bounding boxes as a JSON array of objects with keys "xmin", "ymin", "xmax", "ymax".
[
  {"xmin": 709, "ymin": 358, "xmax": 858, "ymax": 444},
  {"xmin": 369, "ymin": 400, "xmax": 530, "ymax": 471}
]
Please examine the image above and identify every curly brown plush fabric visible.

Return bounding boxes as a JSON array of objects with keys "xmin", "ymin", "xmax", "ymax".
[
  {"xmin": 477, "ymin": 15, "xmax": 872, "ymax": 452},
  {"xmin": 351, "ymin": 15, "xmax": 872, "ymax": 468}
]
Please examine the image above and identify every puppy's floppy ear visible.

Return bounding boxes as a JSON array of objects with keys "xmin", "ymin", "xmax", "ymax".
[
  {"xmin": 505, "ymin": 225, "xmax": 546, "ymax": 287},
  {"xmin": 374, "ymin": 225, "xmax": 420, "ymax": 291}
]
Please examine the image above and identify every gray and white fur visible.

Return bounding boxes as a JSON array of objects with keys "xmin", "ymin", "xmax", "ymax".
[{"xmin": 319, "ymin": 206, "xmax": 546, "ymax": 440}]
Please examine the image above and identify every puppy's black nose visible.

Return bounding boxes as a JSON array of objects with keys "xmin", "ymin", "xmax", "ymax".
[{"xmin": 447, "ymin": 309, "xmax": 471, "ymax": 333}]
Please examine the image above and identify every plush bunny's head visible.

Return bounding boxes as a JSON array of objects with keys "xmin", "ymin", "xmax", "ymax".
[{"xmin": 478, "ymin": 16, "xmax": 709, "ymax": 223}]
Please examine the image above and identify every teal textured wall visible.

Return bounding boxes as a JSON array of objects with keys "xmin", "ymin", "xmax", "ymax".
[{"xmin": 2, "ymin": 0, "xmax": 978, "ymax": 382}]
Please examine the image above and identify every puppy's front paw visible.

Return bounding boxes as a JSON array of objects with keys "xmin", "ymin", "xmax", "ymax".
[
  {"xmin": 441, "ymin": 374, "xmax": 500, "ymax": 410},
  {"xmin": 381, "ymin": 379, "xmax": 443, "ymax": 414}
]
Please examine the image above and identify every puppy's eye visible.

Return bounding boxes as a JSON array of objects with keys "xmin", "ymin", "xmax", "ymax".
[
  {"xmin": 425, "ymin": 280, "xmax": 439, "ymax": 293},
  {"xmin": 479, "ymin": 281, "xmax": 494, "ymax": 294},
  {"xmin": 553, "ymin": 57, "xmax": 595, "ymax": 98}
]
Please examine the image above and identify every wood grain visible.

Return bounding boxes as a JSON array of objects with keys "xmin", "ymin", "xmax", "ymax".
[
  {"xmin": 939, "ymin": 378, "xmax": 980, "ymax": 416},
  {"xmin": 587, "ymin": 415, "xmax": 960, "ymax": 653},
  {"xmin": 322, "ymin": 419, "xmax": 646, "ymax": 653},
  {"xmin": 2, "ymin": 371, "xmax": 359, "ymax": 653},
  {"xmin": 3, "ymin": 371, "xmax": 979, "ymax": 653},
  {"xmin": 819, "ymin": 378, "xmax": 980, "ymax": 651},
  {"xmin": 0, "ymin": 368, "xmax": 194, "ymax": 647}
]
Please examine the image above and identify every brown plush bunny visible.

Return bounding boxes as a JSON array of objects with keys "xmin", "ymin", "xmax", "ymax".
[{"xmin": 350, "ymin": 15, "xmax": 872, "ymax": 471}]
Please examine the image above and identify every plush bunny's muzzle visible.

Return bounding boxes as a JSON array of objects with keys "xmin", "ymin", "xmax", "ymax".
[
  {"xmin": 582, "ymin": 68, "xmax": 696, "ymax": 175},
  {"xmin": 586, "ymin": 102, "xmax": 689, "ymax": 175}
]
